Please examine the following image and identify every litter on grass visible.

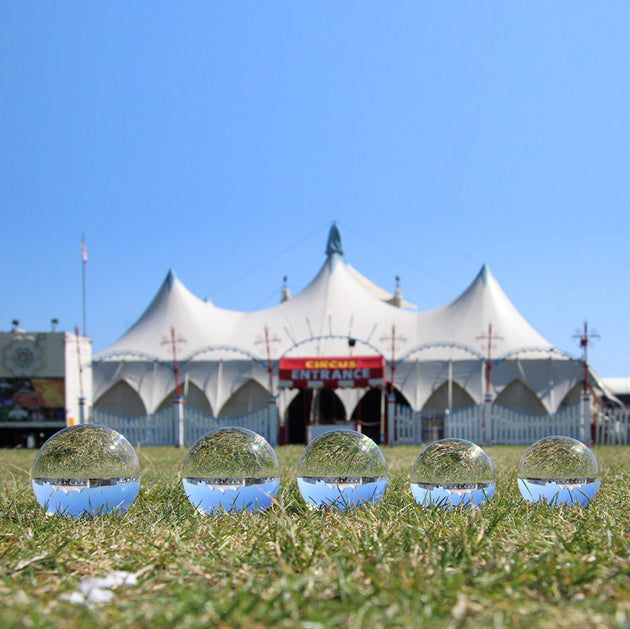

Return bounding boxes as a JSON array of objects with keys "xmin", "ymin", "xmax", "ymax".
[{"xmin": 60, "ymin": 571, "xmax": 138, "ymax": 607}]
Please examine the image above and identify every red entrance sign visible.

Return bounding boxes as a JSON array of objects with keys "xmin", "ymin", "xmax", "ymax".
[{"xmin": 278, "ymin": 356, "xmax": 385, "ymax": 389}]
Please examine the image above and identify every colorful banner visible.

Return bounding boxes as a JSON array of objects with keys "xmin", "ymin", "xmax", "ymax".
[
  {"xmin": 0, "ymin": 377, "xmax": 65, "ymax": 422},
  {"xmin": 278, "ymin": 356, "xmax": 385, "ymax": 389}
]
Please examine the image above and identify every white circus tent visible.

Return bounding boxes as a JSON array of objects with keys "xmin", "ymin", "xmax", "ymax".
[{"xmin": 92, "ymin": 224, "xmax": 600, "ymax": 441}]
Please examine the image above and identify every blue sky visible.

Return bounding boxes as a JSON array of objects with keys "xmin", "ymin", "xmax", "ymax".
[{"xmin": 1, "ymin": 3, "xmax": 629, "ymax": 377}]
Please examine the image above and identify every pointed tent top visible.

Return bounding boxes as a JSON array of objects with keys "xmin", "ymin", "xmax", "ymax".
[
  {"xmin": 390, "ymin": 275, "xmax": 403, "ymax": 308},
  {"xmin": 166, "ymin": 269, "xmax": 178, "ymax": 287},
  {"xmin": 325, "ymin": 222, "xmax": 344, "ymax": 257},
  {"xmin": 281, "ymin": 275, "xmax": 291, "ymax": 303},
  {"xmin": 478, "ymin": 264, "xmax": 489, "ymax": 285},
  {"xmin": 449, "ymin": 264, "xmax": 500, "ymax": 308},
  {"xmin": 97, "ymin": 268, "xmax": 234, "ymax": 360},
  {"xmin": 432, "ymin": 263, "xmax": 552, "ymax": 352}
]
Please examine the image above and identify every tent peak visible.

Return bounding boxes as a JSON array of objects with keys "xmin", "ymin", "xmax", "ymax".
[
  {"xmin": 281, "ymin": 275, "xmax": 291, "ymax": 303},
  {"xmin": 389, "ymin": 275, "xmax": 403, "ymax": 308},
  {"xmin": 477, "ymin": 264, "xmax": 490, "ymax": 285},
  {"xmin": 165, "ymin": 269, "xmax": 178, "ymax": 287},
  {"xmin": 325, "ymin": 222, "xmax": 344, "ymax": 257}
]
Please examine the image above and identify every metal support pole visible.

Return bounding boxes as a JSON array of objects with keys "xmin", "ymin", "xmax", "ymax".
[
  {"xmin": 75, "ymin": 326, "xmax": 86, "ymax": 425},
  {"xmin": 581, "ymin": 391, "xmax": 591, "ymax": 445},
  {"xmin": 257, "ymin": 325, "xmax": 281, "ymax": 444},
  {"xmin": 176, "ymin": 397, "xmax": 185, "ymax": 448},
  {"xmin": 81, "ymin": 234, "xmax": 87, "ymax": 337},
  {"xmin": 268, "ymin": 397, "xmax": 279, "ymax": 447},
  {"xmin": 387, "ymin": 393, "xmax": 396, "ymax": 446},
  {"xmin": 572, "ymin": 321, "xmax": 598, "ymax": 445},
  {"xmin": 484, "ymin": 394, "xmax": 492, "ymax": 446},
  {"xmin": 162, "ymin": 326, "xmax": 186, "ymax": 447},
  {"xmin": 477, "ymin": 323, "xmax": 502, "ymax": 447}
]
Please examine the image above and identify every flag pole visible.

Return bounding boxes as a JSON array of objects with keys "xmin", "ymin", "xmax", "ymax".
[
  {"xmin": 81, "ymin": 234, "xmax": 87, "ymax": 337},
  {"xmin": 75, "ymin": 326, "xmax": 86, "ymax": 425}
]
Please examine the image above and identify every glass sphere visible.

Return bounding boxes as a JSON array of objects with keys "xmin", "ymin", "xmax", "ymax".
[
  {"xmin": 410, "ymin": 438, "xmax": 495, "ymax": 508},
  {"xmin": 182, "ymin": 427, "xmax": 280, "ymax": 513},
  {"xmin": 517, "ymin": 436, "xmax": 600, "ymax": 506},
  {"xmin": 31, "ymin": 424, "xmax": 141, "ymax": 518},
  {"xmin": 297, "ymin": 429, "xmax": 388, "ymax": 510}
]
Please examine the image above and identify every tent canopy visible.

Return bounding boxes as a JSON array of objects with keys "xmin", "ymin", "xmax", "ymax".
[
  {"xmin": 94, "ymin": 224, "xmax": 586, "ymax": 416},
  {"xmin": 98, "ymin": 232, "xmax": 554, "ymax": 364}
]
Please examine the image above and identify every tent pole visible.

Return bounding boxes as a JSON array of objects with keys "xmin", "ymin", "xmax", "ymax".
[{"xmin": 448, "ymin": 358, "xmax": 453, "ymax": 413}]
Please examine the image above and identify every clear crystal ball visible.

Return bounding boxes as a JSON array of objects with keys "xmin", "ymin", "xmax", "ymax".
[
  {"xmin": 297, "ymin": 429, "xmax": 388, "ymax": 510},
  {"xmin": 182, "ymin": 427, "xmax": 280, "ymax": 513},
  {"xmin": 31, "ymin": 424, "xmax": 141, "ymax": 517},
  {"xmin": 517, "ymin": 436, "xmax": 599, "ymax": 506},
  {"xmin": 410, "ymin": 438, "xmax": 495, "ymax": 508}
]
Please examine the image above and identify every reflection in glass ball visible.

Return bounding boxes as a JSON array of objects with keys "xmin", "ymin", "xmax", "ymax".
[
  {"xmin": 297, "ymin": 430, "xmax": 388, "ymax": 510},
  {"xmin": 182, "ymin": 427, "xmax": 280, "ymax": 513},
  {"xmin": 410, "ymin": 438, "xmax": 495, "ymax": 508},
  {"xmin": 517, "ymin": 436, "xmax": 600, "ymax": 506},
  {"xmin": 31, "ymin": 424, "xmax": 141, "ymax": 518}
]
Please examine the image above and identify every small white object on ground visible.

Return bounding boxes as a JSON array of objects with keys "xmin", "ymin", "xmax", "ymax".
[{"xmin": 61, "ymin": 571, "xmax": 138, "ymax": 607}]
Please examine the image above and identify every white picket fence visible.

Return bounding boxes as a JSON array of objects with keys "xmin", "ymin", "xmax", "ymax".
[
  {"xmin": 92, "ymin": 404, "xmax": 278, "ymax": 447},
  {"xmin": 444, "ymin": 406, "xmax": 484, "ymax": 444},
  {"xmin": 92, "ymin": 405, "xmax": 178, "ymax": 446},
  {"xmin": 595, "ymin": 408, "xmax": 630, "ymax": 445},
  {"xmin": 390, "ymin": 405, "xmax": 418, "ymax": 445},
  {"xmin": 91, "ymin": 401, "xmax": 629, "ymax": 448},
  {"xmin": 489, "ymin": 403, "xmax": 582, "ymax": 444},
  {"xmin": 390, "ymin": 402, "xmax": 618, "ymax": 446}
]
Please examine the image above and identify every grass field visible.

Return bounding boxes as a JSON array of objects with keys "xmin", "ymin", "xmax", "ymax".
[{"xmin": 2, "ymin": 445, "xmax": 630, "ymax": 628}]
